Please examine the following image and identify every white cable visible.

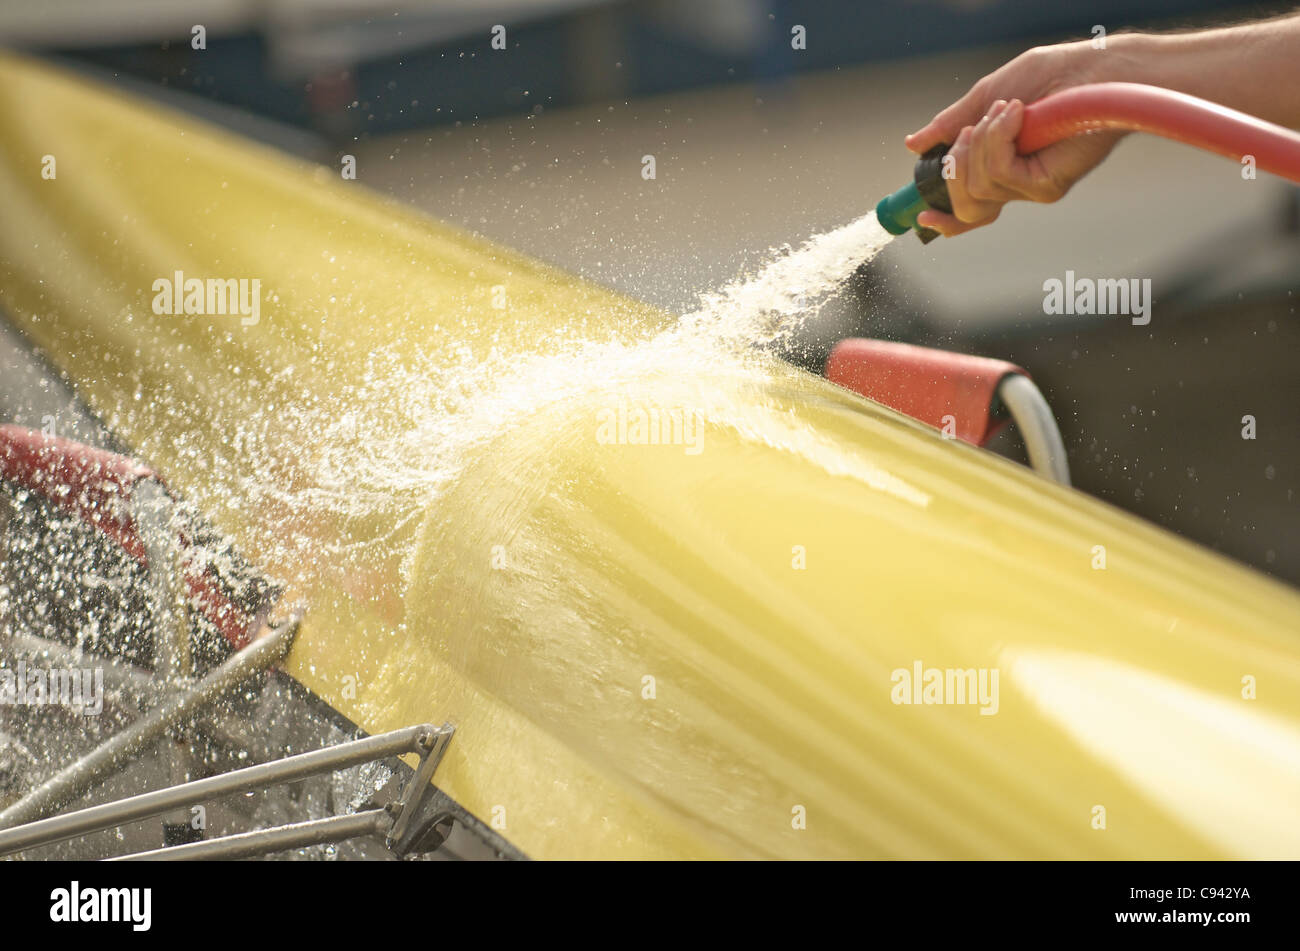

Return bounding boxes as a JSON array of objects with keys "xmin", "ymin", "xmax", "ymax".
[{"xmin": 997, "ymin": 374, "xmax": 1070, "ymax": 486}]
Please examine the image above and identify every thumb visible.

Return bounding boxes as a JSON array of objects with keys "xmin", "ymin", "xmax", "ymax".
[
  {"xmin": 906, "ymin": 79, "xmax": 1002, "ymax": 154},
  {"xmin": 905, "ymin": 120, "xmax": 954, "ymax": 155}
]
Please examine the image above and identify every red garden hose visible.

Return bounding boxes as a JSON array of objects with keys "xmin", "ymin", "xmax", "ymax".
[
  {"xmin": 876, "ymin": 82, "xmax": 1300, "ymax": 239},
  {"xmin": 1017, "ymin": 82, "xmax": 1300, "ymax": 181}
]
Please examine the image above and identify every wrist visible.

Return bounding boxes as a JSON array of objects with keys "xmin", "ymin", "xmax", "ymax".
[{"xmin": 1086, "ymin": 32, "xmax": 1169, "ymax": 87}]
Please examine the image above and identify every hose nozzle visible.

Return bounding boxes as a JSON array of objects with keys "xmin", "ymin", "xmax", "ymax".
[{"xmin": 875, "ymin": 144, "xmax": 953, "ymax": 244}]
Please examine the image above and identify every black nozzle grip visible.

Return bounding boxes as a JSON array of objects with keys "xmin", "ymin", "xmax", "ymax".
[
  {"xmin": 915, "ymin": 144, "xmax": 953, "ymax": 211},
  {"xmin": 913, "ymin": 144, "xmax": 952, "ymax": 243}
]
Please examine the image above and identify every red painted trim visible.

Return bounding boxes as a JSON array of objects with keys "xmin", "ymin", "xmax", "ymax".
[
  {"xmin": 0, "ymin": 424, "xmax": 260, "ymax": 649},
  {"xmin": 825, "ymin": 340, "xmax": 1025, "ymax": 446},
  {"xmin": 0, "ymin": 424, "xmax": 152, "ymax": 561}
]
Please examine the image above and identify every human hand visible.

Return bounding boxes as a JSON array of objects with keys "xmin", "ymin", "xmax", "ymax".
[{"xmin": 905, "ymin": 42, "xmax": 1127, "ymax": 235}]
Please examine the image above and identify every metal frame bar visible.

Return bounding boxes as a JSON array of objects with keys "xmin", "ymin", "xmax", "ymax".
[
  {"xmin": 133, "ymin": 478, "xmax": 192, "ymax": 689},
  {"xmin": 388, "ymin": 723, "xmax": 454, "ymax": 845},
  {"xmin": 1, "ymin": 427, "xmax": 463, "ymax": 860},
  {"xmin": 0, "ymin": 719, "xmax": 445, "ymax": 856},
  {"xmin": 110, "ymin": 809, "xmax": 393, "ymax": 861},
  {"xmin": 133, "ymin": 478, "xmax": 197, "ymax": 835},
  {"xmin": 0, "ymin": 613, "xmax": 300, "ymax": 833}
]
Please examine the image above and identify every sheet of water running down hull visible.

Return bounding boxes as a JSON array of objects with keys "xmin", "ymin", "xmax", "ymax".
[{"xmin": 1, "ymin": 52, "xmax": 1299, "ymax": 860}]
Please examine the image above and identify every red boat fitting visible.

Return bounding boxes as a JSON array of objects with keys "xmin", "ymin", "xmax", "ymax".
[
  {"xmin": 826, "ymin": 340, "xmax": 1070, "ymax": 484},
  {"xmin": 0, "ymin": 424, "xmax": 279, "ymax": 657}
]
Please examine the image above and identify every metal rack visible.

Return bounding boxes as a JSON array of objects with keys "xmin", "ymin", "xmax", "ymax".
[
  {"xmin": 0, "ymin": 714, "xmax": 455, "ymax": 861},
  {"xmin": 0, "ymin": 424, "xmax": 467, "ymax": 860}
]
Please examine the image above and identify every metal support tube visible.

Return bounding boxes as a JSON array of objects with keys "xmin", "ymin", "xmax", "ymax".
[
  {"xmin": 0, "ymin": 718, "xmax": 436, "ymax": 856},
  {"xmin": 134, "ymin": 478, "xmax": 192, "ymax": 690},
  {"xmin": 388, "ymin": 723, "xmax": 453, "ymax": 845},
  {"xmin": 133, "ymin": 479, "xmax": 196, "ymax": 835},
  {"xmin": 0, "ymin": 614, "xmax": 299, "ymax": 835},
  {"xmin": 110, "ymin": 809, "xmax": 391, "ymax": 861},
  {"xmin": 998, "ymin": 374, "xmax": 1071, "ymax": 486}
]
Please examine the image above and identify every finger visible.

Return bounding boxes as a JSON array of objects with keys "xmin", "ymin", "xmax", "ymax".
[
  {"xmin": 906, "ymin": 81, "xmax": 994, "ymax": 154},
  {"xmin": 967, "ymin": 101, "xmax": 1019, "ymax": 204},
  {"xmin": 941, "ymin": 126, "xmax": 999, "ymax": 224},
  {"xmin": 994, "ymin": 97, "xmax": 1025, "ymax": 153},
  {"xmin": 984, "ymin": 99, "xmax": 1034, "ymax": 196},
  {"xmin": 959, "ymin": 115, "xmax": 993, "ymax": 208},
  {"xmin": 915, "ymin": 210, "xmax": 971, "ymax": 236},
  {"xmin": 905, "ymin": 123, "xmax": 949, "ymax": 155},
  {"xmin": 916, "ymin": 207, "xmax": 1000, "ymax": 237},
  {"xmin": 943, "ymin": 125, "xmax": 974, "ymax": 213},
  {"xmin": 961, "ymin": 112, "xmax": 993, "ymax": 203},
  {"xmin": 992, "ymin": 100, "xmax": 1073, "ymax": 202}
]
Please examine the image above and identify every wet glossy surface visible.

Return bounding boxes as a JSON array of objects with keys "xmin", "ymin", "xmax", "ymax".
[{"xmin": 1, "ymin": 55, "xmax": 1297, "ymax": 858}]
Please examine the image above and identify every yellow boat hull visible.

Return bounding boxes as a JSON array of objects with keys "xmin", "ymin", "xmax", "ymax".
[{"xmin": 1, "ymin": 54, "xmax": 1298, "ymax": 859}]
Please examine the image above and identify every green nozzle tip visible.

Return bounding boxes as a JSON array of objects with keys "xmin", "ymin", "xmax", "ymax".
[{"xmin": 875, "ymin": 181, "xmax": 928, "ymax": 237}]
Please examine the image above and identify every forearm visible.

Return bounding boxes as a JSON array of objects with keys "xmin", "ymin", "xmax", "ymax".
[{"xmin": 1103, "ymin": 14, "xmax": 1300, "ymax": 129}]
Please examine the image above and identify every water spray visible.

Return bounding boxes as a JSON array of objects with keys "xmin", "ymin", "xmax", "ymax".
[{"xmin": 876, "ymin": 82, "xmax": 1300, "ymax": 242}]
